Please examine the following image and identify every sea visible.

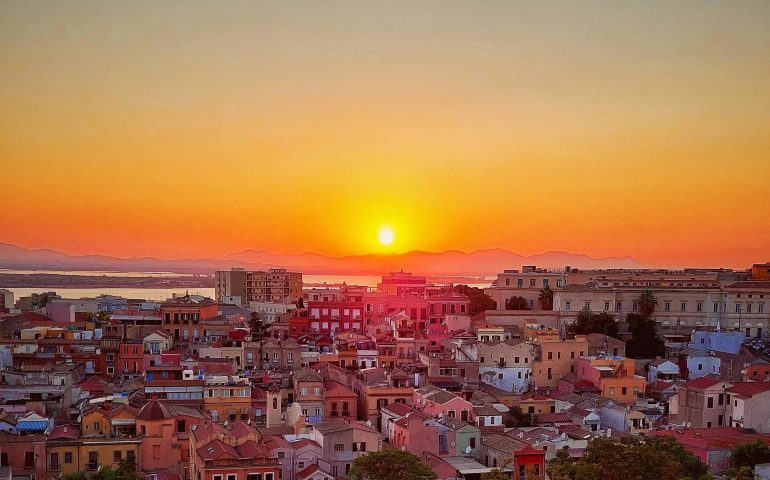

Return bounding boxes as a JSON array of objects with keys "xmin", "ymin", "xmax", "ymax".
[{"xmin": 0, "ymin": 270, "xmax": 493, "ymax": 301}]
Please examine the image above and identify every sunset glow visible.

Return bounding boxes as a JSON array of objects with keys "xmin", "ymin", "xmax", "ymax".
[{"xmin": 1, "ymin": 2, "xmax": 769, "ymax": 267}]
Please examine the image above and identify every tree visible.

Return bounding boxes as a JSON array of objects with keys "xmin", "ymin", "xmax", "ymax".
[
  {"xmin": 538, "ymin": 285, "xmax": 554, "ymax": 310},
  {"xmin": 724, "ymin": 466, "xmax": 756, "ymax": 480},
  {"xmin": 480, "ymin": 466, "xmax": 510, "ymax": 480},
  {"xmin": 626, "ymin": 313, "xmax": 665, "ymax": 358},
  {"xmin": 63, "ymin": 459, "xmax": 143, "ymax": 480},
  {"xmin": 505, "ymin": 406, "xmax": 536, "ymax": 427},
  {"xmin": 568, "ymin": 309, "xmax": 619, "ymax": 338},
  {"xmin": 249, "ymin": 311, "xmax": 269, "ymax": 370},
  {"xmin": 638, "ymin": 289, "xmax": 658, "ymax": 317},
  {"xmin": 731, "ymin": 440, "xmax": 770, "ymax": 469},
  {"xmin": 544, "ymin": 435, "xmax": 711, "ymax": 480},
  {"xmin": 454, "ymin": 284, "xmax": 497, "ymax": 315},
  {"xmin": 505, "ymin": 296, "xmax": 530, "ymax": 310},
  {"xmin": 349, "ymin": 450, "xmax": 437, "ymax": 480}
]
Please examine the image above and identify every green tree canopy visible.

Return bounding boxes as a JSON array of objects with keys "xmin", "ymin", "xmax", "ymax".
[
  {"xmin": 349, "ymin": 450, "xmax": 437, "ymax": 480},
  {"xmin": 538, "ymin": 285, "xmax": 554, "ymax": 310},
  {"xmin": 505, "ymin": 406, "xmax": 536, "ymax": 427},
  {"xmin": 454, "ymin": 284, "xmax": 497, "ymax": 315},
  {"xmin": 731, "ymin": 440, "xmax": 770, "ymax": 469},
  {"xmin": 567, "ymin": 309, "xmax": 619, "ymax": 338},
  {"xmin": 625, "ymin": 313, "xmax": 665, "ymax": 358},
  {"xmin": 546, "ymin": 435, "xmax": 710, "ymax": 480},
  {"xmin": 63, "ymin": 459, "xmax": 143, "ymax": 480},
  {"xmin": 505, "ymin": 296, "xmax": 530, "ymax": 310},
  {"xmin": 638, "ymin": 289, "xmax": 658, "ymax": 317}
]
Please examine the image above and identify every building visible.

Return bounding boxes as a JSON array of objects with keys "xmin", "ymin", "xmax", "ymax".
[
  {"xmin": 478, "ymin": 339, "xmax": 533, "ymax": 393},
  {"xmin": 160, "ymin": 297, "xmax": 219, "ymax": 343},
  {"xmin": 531, "ymin": 335, "xmax": 589, "ymax": 389},
  {"xmin": 575, "ymin": 356, "xmax": 646, "ymax": 404},
  {"xmin": 670, "ymin": 376, "xmax": 732, "ymax": 428},
  {"xmin": 725, "ymin": 382, "xmax": 770, "ymax": 432},
  {"xmin": 190, "ymin": 421, "xmax": 280, "ymax": 480},
  {"xmin": 215, "ymin": 268, "xmax": 302, "ymax": 305},
  {"xmin": 649, "ymin": 427, "xmax": 770, "ymax": 474}
]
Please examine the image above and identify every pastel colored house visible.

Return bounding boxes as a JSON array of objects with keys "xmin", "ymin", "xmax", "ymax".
[
  {"xmin": 413, "ymin": 385, "xmax": 472, "ymax": 422},
  {"xmin": 576, "ymin": 356, "xmax": 646, "ymax": 404},
  {"xmin": 391, "ymin": 411, "xmax": 440, "ymax": 457}
]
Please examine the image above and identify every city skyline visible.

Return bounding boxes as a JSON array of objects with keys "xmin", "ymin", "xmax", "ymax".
[{"xmin": 2, "ymin": 1, "xmax": 769, "ymax": 268}]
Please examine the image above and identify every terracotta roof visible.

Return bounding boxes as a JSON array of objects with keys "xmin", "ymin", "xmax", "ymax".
[
  {"xmin": 314, "ymin": 420, "xmax": 353, "ymax": 435},
  {"xmin": 726, "ymin": 382, "xmax": 770, "ymax": 397},
  {"xmin": 137, "ymin": 400, "xmax": 171, "ymax": 420},
  {"xmin": 48, "ymin": 424, "xmax": 79, "ymax": 440},
  {"xmin": 683, "ymin": 376, "xmax": 723, "ymax": 389}
]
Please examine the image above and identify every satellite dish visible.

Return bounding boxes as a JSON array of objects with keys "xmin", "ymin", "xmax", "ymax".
[
  {"xmin": 465, "ymin": 445, "xmax": 472, "ymax": 454},
  {"xmin": 366, "ymin": 420, "xmax": 372, "ymax": 427},
  {"xmin": 401, "ymin": 446, "xmax": 406, "ymax": 451}
]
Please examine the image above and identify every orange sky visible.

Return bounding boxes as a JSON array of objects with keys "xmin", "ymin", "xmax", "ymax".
[{"xmin": 1, "ymin": 1, "xmax": 769, "ymax": 268}]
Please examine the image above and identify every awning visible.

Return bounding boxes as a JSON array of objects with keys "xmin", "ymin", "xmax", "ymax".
[{"xmin": 17, "ymin": 421, "xmax": 48, "ymax": 431}]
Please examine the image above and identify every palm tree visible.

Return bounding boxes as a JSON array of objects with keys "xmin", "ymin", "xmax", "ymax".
[
  {"xmin": 249, "ymin": 311, "xmax": 269, "ymax": 370},
  {"xmin": 638, "ymin": 289, "xmax": 658, "ymax": 317},
  {"xmin": 538, "ymin": 285, "xmax": 554, "ymax": 310}
]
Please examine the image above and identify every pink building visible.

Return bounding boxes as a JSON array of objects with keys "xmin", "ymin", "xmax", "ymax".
[
  {"xmin": 391, "ymin": 411, "xmax": 440, "ymax": 457},
  {"xmin": 307, "ymin": 301, "xmax": 364, "ymax": 334},
  {"xmin": 413, "ymin": 386, "xmax": 473, "ymax": 422}
]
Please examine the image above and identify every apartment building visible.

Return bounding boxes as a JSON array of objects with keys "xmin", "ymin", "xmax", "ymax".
[{"xmin": 215, "ymin": 268, "xmax": 302, "ymax": 305}]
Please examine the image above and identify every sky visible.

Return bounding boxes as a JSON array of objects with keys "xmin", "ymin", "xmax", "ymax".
[{"xmin": 1, "ymin": 1, "xmax": 769, "ymax": 268}]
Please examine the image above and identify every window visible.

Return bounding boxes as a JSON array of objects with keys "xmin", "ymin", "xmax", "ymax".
[
  {"xmin": 632, "ymin": 301, "xmax": 638, "ymax": 312},
  {"xmin": 332, "ymin": 467, "xmax": 338, "ymax": 477},
  {"xmin": 681, "ymin": 302, "xmax": 687, "ymax": 312},
  {"xmin": 50, "ymin": 453, "xmax": 60, "ymax": 471},
  {"xmin": 25, "ymin": 451, "xmax": 35, "ymax": 468},
  {"xmin": 697, "ymin": 302, "xmax": 703, "ymax": 312},
  {"xmin": 334, "ymin": 443, "xmax": 344, "ymax": 451},
  {"xmin": 114, "ymin": 451, "xmax": 122, "ymax": 462},
  {"xmin": 707, "ymin": 397, "xmax": 714, "ymax": 408},
  {"xmin": 127, "ymin": 451, "xmax": 135, "ymax": 463},
  {"xmin": 227, "ymin": 475, "xmax": 237, "ymax": 480},
  {"xmin": 0, "ymin": 453, "xmax": 7, "ymax": 467},
  {"xmin": 604, "ymin": 302, "xmax": 610, "ymax": 311},
  {"xmin": 247, "ymin": 474, "xmax": 262, "ymax": 480},
  {"xmin": 88, "ymin": 451, "xmax": 98, "ymax": 470},
  {"xmin": 760, "ymin": 304, "xmax": 765, "ymax": 314},
  {"xmin": 714, "ymin": 302, "xmax": 719, "ymax": 312},
  {"xmin": 736, "ymin": 304, "xmax": 742, "ymax": 313},
  {"xmin": 665, "ymin": 302, "xmax": 671, "ymax": 312},
  {"xmin": 529, "ymin": 279, "xmax": 536, "ymax": 287},
  {"xmin": 584, "ymin": 302, "xmax": 591, "ymax": 310},
  {"xmin": 616, "ymin": 301, "xmax": 622, "ymax": 311},
  {"xmin": 153, "ymin": 444, "xmax": 160, "ymax": 459},
  {"xmin": 213, "ymin": 476, "xmax": 223, "ymax": 480},
  {"xmin": 621, "ymin": 387, "xmax": 627, "ymax": 395},
  {"xmin": 176, "ymin": 419, "xmax": 186, "ymax": 433},
  {"xmin": 565, "ymin": 301, "xmax": 571, "ymax": 311},
  {"xmin": 547, "ymin": 352, "xmax": 553, "ymax": 360},
  {"xmin": 609, "ymin": 387, "xmax": 616, "ymax": 395},
  {"xmin": 64, "ymin": 452, "xmax": 73, "ymax": 464}
]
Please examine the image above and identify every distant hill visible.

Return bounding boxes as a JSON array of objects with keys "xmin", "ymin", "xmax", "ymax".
[{"xmin": 0, "ymin": 241, "xmax": 645, "ymax": 276}]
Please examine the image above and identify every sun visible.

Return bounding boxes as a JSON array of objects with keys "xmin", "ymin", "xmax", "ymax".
[{"xmin": 378, "ymin": 226, "xmax": 395, "ymax": 246}]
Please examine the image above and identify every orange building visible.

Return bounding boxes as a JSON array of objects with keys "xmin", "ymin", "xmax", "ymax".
[
  {"xmin": 203, "ymin": 378, "xmax": 252, "ymax": 424},
  {"xmin": 531, "ymin": 335, "xmax": 588, "ymax": 388},
  {"xmin": 190, "ymin": 421, "xmax": 280, "ymax": 480},
  {"xmin": 136, "ymin": 398, "xmax": 208, "ymax": 478},
  {"xmin": 324, "ymin": 380, "xmax": 357, "ymax": 421},
  {"xmin": 160, "ymin": 297, "xmax": 219, "ymax": 342},
  {"xmin": 576, "ymin": 356, "xmax": 646, "ymax": 404},
  {"xmin": 751, "ymin": 263, "xmax": 770, "ymax": 280}
]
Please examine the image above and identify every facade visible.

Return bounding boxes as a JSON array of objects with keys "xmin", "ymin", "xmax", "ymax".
[
  {"xmin": 215, "ymin": 268, "xmax": 302, "ymax": 305},
  {"xmin": 478, "ymin": 340, "xmax": 533, "ymax": 393},
  {"xmin": 531, "ymin": 335, "xmax": 589, "ymax": 389}
]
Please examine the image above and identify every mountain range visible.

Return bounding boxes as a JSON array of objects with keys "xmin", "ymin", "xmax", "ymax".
[{"xmin": 0, "ymin": 242, "xmax": 645, "ymax": 276}]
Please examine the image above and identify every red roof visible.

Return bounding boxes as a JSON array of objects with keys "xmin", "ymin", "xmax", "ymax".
[
  {"xmin": 683, "ymin": 376, "xmax": 722, "ymax": 389},
  {"xmin": 649, "ymin": 427, "xmax": 770, "ymax": 451},
  {"xmin": 726, "ymin": 382, "xmax": 770, "ymax": 397},
  {"xmin": 48, "ymin": 425, "xmax": 79, "ymax": 440}
]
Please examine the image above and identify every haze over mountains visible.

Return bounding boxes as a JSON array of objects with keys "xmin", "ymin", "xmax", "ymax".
[{"xmin": 0, "ymin": 242, "xmax": 645, "ymax": 276}]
